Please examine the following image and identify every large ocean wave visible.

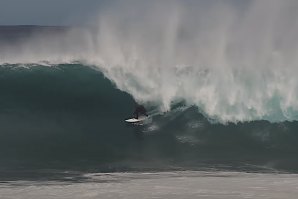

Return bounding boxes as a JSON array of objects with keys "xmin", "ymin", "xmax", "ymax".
[
  {"xmin": 1, "ymin": 0, "xmax": 298, "ymax": 172},
  {"xmin": 0, "ymin": 64, "xmax": 298, "ymax": 172}
]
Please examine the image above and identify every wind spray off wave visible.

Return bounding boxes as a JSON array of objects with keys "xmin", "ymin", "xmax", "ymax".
[
  {"xmin": 88, "ymin": 0, "xmax": 298, "ymax": 123},
  {"xmin": 1, "ymin": 0, "xmax": 298, "ymax": 123}
]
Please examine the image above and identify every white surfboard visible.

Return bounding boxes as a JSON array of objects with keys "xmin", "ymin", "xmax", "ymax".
[{"xmin": 125, "ymin": 116, "xmax": 148, "ymax": 123}]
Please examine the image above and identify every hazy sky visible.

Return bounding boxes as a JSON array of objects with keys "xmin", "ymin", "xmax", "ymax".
[
  {"xmin": 0, "ymin": 0, "xmax": 110, "ymax": 25},
  {"xmin": 0, "ymin": 0, "xmax": 247, "ymax": 26}
]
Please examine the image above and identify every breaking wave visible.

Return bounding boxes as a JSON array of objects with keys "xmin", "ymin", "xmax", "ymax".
[{"xmin": 0, "ymin": 64, "xmax": 298, "ymax": 173}]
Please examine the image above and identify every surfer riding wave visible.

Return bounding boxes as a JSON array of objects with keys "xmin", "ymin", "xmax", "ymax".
[{"xmin": 133, "ymin": 104, "xmax": 148, "ymax": 119}]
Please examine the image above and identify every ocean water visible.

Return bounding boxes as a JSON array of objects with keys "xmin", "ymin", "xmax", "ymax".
[
  {"xmin": 1, "ymin": 63, "xmax": 298, "ymax": 198},
  {"xmin": 1, "ymin": 0, "xmax": 298, "ymax": 197}
]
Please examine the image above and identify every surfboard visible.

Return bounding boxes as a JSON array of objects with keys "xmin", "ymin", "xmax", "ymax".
[{"xmin": 125, "ymin": 116, "xmax": 148, "ymax": 123}]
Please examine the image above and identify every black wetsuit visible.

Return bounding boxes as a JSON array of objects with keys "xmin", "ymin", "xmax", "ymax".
[{"xmin": 133, "ymin": 105, "xmax": 148, "ymax": 119}]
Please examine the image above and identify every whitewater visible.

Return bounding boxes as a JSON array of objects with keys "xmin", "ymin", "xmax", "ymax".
[{"xmin": 2, "ymin": 171, "xmax": 298, "ymax": 199}]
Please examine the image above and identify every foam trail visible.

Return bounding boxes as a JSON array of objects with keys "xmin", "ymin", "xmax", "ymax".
[{"xmin": 1, "ymin": 0, "xmax": 298, "ymax": 123}]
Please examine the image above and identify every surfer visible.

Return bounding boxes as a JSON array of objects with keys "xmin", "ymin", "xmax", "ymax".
[{"xmin": 133, "ymin": 104, "xmax": 148, "ymax": 119}]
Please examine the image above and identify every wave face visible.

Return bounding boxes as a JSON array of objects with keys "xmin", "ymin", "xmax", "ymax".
[{"xmin": 0, "ymin": 64, "xmax": 298, "ymax": 172}]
